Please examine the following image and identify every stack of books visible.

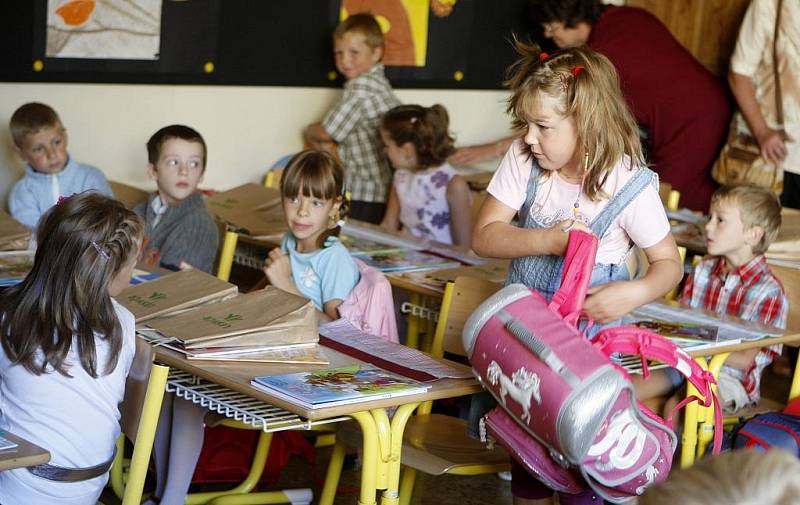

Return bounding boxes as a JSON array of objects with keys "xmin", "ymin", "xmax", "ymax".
[
  {"xmin": 0, "ymin": 210, "xmax": 30, "ymax": 251},
  {"xmin": 138, "ymin": 286, "xmax": 326, "ymax": 364},
  {"xmin": 0, "ymin": 250, "xmax": 35, "ymax": 287}
]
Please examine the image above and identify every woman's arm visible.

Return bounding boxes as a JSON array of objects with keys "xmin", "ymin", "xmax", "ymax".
[
  {"xmin": 446, "ymin": 175, "xmax": 473, "ymax": 248},
  {"xmin": 449, "ymin": 136, "xmax": 515, "ymax": 166},
  {"xmin": 583, "ymin": 234, "xmax": 683, "ymax": 323},
  {"xmin": 380, "ymin": 186, "xmax": 401, "ymax": 232},
  {"xmin": 728, "ymin": 70, "xmax": 787, "ymax": 165},
  {"xmin": 472, "ymin": 195, "xmax": 572, "ymax": 258}
]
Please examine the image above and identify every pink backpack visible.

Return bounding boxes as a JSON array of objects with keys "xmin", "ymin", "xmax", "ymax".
[
  {"xmin": 337, "ymin": 258, "xmax": 399, "ymax": 343},
  {"xmin": 462, "ymin": 231, "xmax": 721, "ymax": 502}
]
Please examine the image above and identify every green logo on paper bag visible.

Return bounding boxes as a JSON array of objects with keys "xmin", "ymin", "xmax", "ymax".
[
  {"xmin": 202, "ymin": 313, "xmax": 243, "ymax": 328},
  {"xmin": 128, "ymin": 291, "xmax": 167, "ymax": 308}
]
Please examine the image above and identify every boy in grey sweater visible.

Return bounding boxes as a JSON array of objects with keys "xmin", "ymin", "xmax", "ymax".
[{"xmin": 135, "ymin": 125, "xmax": 218, "ymax": 273}]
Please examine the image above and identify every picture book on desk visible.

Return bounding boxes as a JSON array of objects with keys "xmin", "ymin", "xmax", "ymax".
[
  {"xmin": 250, "ymin": 364, "xmax": 430, "ymax": 409},
  {"xmin": 631, "ymin": 319, "xmax": 723, "ymax": 350},
  {"xmin": 351, "ymin": 249, "xmax": 459, "ymax": 273}
]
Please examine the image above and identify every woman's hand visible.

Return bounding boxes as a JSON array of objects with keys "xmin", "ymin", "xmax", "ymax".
[
  {"xmin": 263, "ymin": 248, "xmax": 295, "ymax": 292},
  {"xmin": 755, "ymin": 128, "xmax": 789, "ymax": 165},
  {"xmin": 583, "ymin": 281, "xmax": 645, "ymax": 324}
]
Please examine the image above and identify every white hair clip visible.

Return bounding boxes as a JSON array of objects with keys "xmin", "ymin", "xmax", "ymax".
[
  {"xmin": 91, "ymin": 240, "xmax": 110, "ymax": 260},
  {"xmin": 410, "ymin": 116, "xmax": 418, "ymax": 124}
]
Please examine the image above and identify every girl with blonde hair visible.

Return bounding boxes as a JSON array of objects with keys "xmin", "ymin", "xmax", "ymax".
[{"xmin": 472, "ymin": 42, "xmax": 683, "ymax": 504}]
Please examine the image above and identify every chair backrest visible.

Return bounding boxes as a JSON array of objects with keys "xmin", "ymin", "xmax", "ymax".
[
  {"xmin": 431, "ymin": 276, "xmax": 502, "ymax": 359},
  {"xmin": 215, "ymin": 227, "xmax": 239, "ymax": 282},
  {"xmin": 770, "ymin": 264, "xmax": 800, "ymax": 334}
]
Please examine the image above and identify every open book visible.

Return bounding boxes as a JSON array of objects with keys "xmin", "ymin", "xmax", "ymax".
[
  {"xmin": 631, "ymin": 301, "xmax": 783, "ymax": 350},
  {"xmin": 250, "ymin": 364, "xmax": 430, "ymax": 409}
]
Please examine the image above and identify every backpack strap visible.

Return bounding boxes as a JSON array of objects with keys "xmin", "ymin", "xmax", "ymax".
[
  {"xmin": 549, "ymin": 230, "xmax": 598, "ymax": 323},
  {"xmin": 593, "ymin": 326, "xmax": 723, "ymax": 454}
]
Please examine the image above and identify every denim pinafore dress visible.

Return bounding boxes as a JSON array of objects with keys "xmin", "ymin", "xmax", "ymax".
[{"xmin": 506, "ymin": 160, "xmax": 657, "ymax": 302}]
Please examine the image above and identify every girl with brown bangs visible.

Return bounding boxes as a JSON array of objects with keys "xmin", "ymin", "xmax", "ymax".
[
  {"xmin": 0, "ymin": 192, "xmax": 143, "ymax": 505},
  {"xmin": 263, "ymin": 149, "xmax": 360, "ymax": 321},
  {"xmin": 472, "ymin": 43, "xmax": 683, "ymax": 504}
]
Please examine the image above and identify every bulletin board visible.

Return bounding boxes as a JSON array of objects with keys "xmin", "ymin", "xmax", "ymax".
[{"xmin": 1, "ymin": 0, "xmax": 546, "ymax": 90}]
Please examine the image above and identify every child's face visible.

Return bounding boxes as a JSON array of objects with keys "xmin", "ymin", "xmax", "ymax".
[
  {"xmin": 282, "ymin": 185, "xmax": 340, "ymax": 253},
  {"xmin": 16, "ymin": 125, "xmax": 68, "ymax": 174},
  {"xmin": 705, "ymin": 200, "xmax": 759, "ymax": 265},
  {"xmin": 147, "ymin": 138, "xmax": 205, "ymax": 205},
  {"xmin": 523, "ymin": 93, "xmax": 580, "ymax": 176},
  {"xmin": 380, "ymin": 129, "xmax": 418, "ymax": 171},
  {"xmin": 334, "ymin": 32, "xmax": 382, "ymax": 81}
]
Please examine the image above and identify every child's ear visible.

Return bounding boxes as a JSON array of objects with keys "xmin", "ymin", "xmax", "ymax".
[
  {"xmin": 146, "ymin": 163, "xmax": 157, "ymax": 180},
  {"xmin": 747, "ymin": 225, "xmax": 765, "ymax": 249},
  {"xmin": 371, "ymin": 45, "xmax": 384, "ymax": 64}
]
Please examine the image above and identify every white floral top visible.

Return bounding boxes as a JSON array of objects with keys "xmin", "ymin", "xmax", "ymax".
[{"xmin": 394, "ymin": 162, "xmax": 458, "ymax": 244}]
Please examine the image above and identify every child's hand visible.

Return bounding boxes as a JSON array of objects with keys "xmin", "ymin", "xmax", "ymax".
[
  {"xmin": 178, "ymin": 261, "xmax": 194, "ymax": 271},
  {"xmin": 263, "ymin": 248, "xmax": 295, "ymax": 292},
  {"xmin": 548, "ymin": 220, "xmax": 593, "ymax": 255},
  {"xmin": 583, "ymin": 281, "xmax": 644, "ymax": 323}
]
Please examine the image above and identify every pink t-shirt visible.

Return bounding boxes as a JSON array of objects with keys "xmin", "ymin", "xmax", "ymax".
[{"xmin": 487, "ymin": 140, "xmax": 670, "ymax": 264}]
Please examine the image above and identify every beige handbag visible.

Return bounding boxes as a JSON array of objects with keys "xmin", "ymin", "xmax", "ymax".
[{"xmin": 712, "ymin": 0, "xmax": 786, "ymax": 194}]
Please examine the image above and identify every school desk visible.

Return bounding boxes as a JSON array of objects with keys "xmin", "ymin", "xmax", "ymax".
[
  {"xmin": 0, "ymin": 431, "xmax": 50, "ymax": 471},
  {"xmin": 676, "ymin": 324, "xmax": 800, "ymax": 468},
  {"xmin": 152, "ymin": 343, "xmax": 481, "ymax": 505}
]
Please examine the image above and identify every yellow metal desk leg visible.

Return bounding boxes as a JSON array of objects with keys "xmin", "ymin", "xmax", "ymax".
[
  {"xmin": 696, "ymin": 353, "xmax": 729, "ymax": 458},
  {"xmin": 406, "ymin": 293, "xmax": 420, "ymax": 349},
  {"xmin": 372, "ymin": 409, "xmax": 392, "ymax": 492},
  {"xmin": 381, "ymin": 403, "xmax": 419, "ymax": 505},
  {"xmin": 790, "ymin": 352, "xmax": 800, "ymax": 402},
  {"xmin": 680, "ymin": 357, "xmax": 707, "ymax": 468},
  {"xmin": 352, "ymin": 411, "xmax": 380, "ymax": 505},
  {"xmin": 318, "ymin": 438, "xmax": 347, "ymax": 505}
]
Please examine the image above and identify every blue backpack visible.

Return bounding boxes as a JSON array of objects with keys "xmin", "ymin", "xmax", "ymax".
[{"xmin": 727, "ymin": 412, "xmax": 800, "ymax": 455}]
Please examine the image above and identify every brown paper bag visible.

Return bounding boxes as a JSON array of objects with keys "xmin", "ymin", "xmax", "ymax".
[
  {"xmin": 145, "ymin": 287, "xmax": 317, "ymax": 348},
  {"xmin": 205, "ymin": 183, "xmax": 286, "ymax": 236},
  {"xmin": 0, "ymin": 210, "xmax": 30, "ymax": 251},
  {"xmin": 118, "ymin": 268, "xmax": 238, "ymax": 322}
]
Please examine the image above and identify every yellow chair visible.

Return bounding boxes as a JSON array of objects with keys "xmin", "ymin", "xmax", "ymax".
[
  {"xmin": 320, "ymin": 276, "xmax": 509, "ymax": 505},
  {"xmin": 264, "ymin": 168, "xmax": 284, "ymax": 190},
  {"xmin": 216, "ymin": 229, "xmax": 239, "ymax": 282},
  {"xmin": 109, "ymin": 339, "xmax": 170, "ymax": 504}
]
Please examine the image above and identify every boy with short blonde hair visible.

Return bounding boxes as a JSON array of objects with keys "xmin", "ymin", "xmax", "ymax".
[
  {"xmin": 638, "ymin": 185, "xmax": 788, "ymax": 412},
  {"xmin": 134, "ymin": 124, "xmax": 218, "ymax": 273},
  {"xmin": 305, "ymin": 13, "xmax": 401, "ymax": 224},
  {"xmin": 8, "ymin": 102, "xmax": 113, "ymax": 229}
]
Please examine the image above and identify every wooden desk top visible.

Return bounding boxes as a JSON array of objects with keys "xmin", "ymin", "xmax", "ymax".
[
  {"xmin": 0, "ymin": 432, "xmax": 50, "ymax": 471},
  {"xmin": 154, "ymin": 344, "xmax": 481, "ymax": 421}
]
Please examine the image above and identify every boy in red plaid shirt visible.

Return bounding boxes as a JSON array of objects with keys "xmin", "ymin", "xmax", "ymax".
[
  {"xmin": 635, "ymin": 185, "xmax": 786, "ymax": 413},
  {"xmin": 680, "ymin": 185, "xmax": 787, "ymax": 412}
]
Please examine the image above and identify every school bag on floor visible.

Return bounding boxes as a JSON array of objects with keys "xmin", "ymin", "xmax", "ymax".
[
  {"xmin": 462, "ymin": 231, "xmax": 722, "ymax": 503},
  {"xmin": 725, "ymin": 411, "xmax": 800, "ymax": 456}
]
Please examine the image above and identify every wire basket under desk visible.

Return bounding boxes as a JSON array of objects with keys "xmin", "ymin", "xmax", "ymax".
[{"xmin": 166, "ymin": 369, "xmax": 349, "ymax": 433}]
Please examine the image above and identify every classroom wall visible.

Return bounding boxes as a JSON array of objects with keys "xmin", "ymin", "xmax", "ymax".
[{"xmin": 0, "ymin": 83, "xmax": 513, "ymax": 208}]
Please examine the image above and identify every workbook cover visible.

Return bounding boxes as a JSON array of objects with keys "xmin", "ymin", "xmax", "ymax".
[{"xmin": 250, "ymin": 364, "xmax": 429, "ymax": 409}]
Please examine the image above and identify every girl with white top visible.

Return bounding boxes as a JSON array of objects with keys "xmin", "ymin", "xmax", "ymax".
[
  {"xmin": 379, "ymin": 104, "xmax": 473, "ymax": 247},
  {"xmin": 0, "ymin": 192, "xmax": 143, "ymax": 505}
]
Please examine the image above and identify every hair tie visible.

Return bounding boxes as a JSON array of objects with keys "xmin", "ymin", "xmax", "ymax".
[
  {"xmin": 336, "ymin": 219, "xmax": 345, "ymax": 228},
  {"xmin": 57, "ymin": 196, "xmax": 68, "ymax": 205},
  {"xmin": 571, "ymin": 65, "xmax": 585, "ymax": 78},
  {"xmin": 91, "ymin": 241, "xmax": 110, "ymax": 261},
  {"xmin": 539, "ymin": 52, "xmax": 550, "ymax": 62},
  {"xmin": 410, "ymin": 116, "xmax": 418, "ymax": 124}
]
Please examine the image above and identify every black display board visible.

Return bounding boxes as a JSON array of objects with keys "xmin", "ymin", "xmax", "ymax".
[{"xmin": 2, "ymin": 0, "xmax": 550, "ymax": 90}]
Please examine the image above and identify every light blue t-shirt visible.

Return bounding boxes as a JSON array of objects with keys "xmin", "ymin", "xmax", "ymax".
[{"xmin": 281, "ymin": 234, "xmax": 360, "ymax": 311}]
